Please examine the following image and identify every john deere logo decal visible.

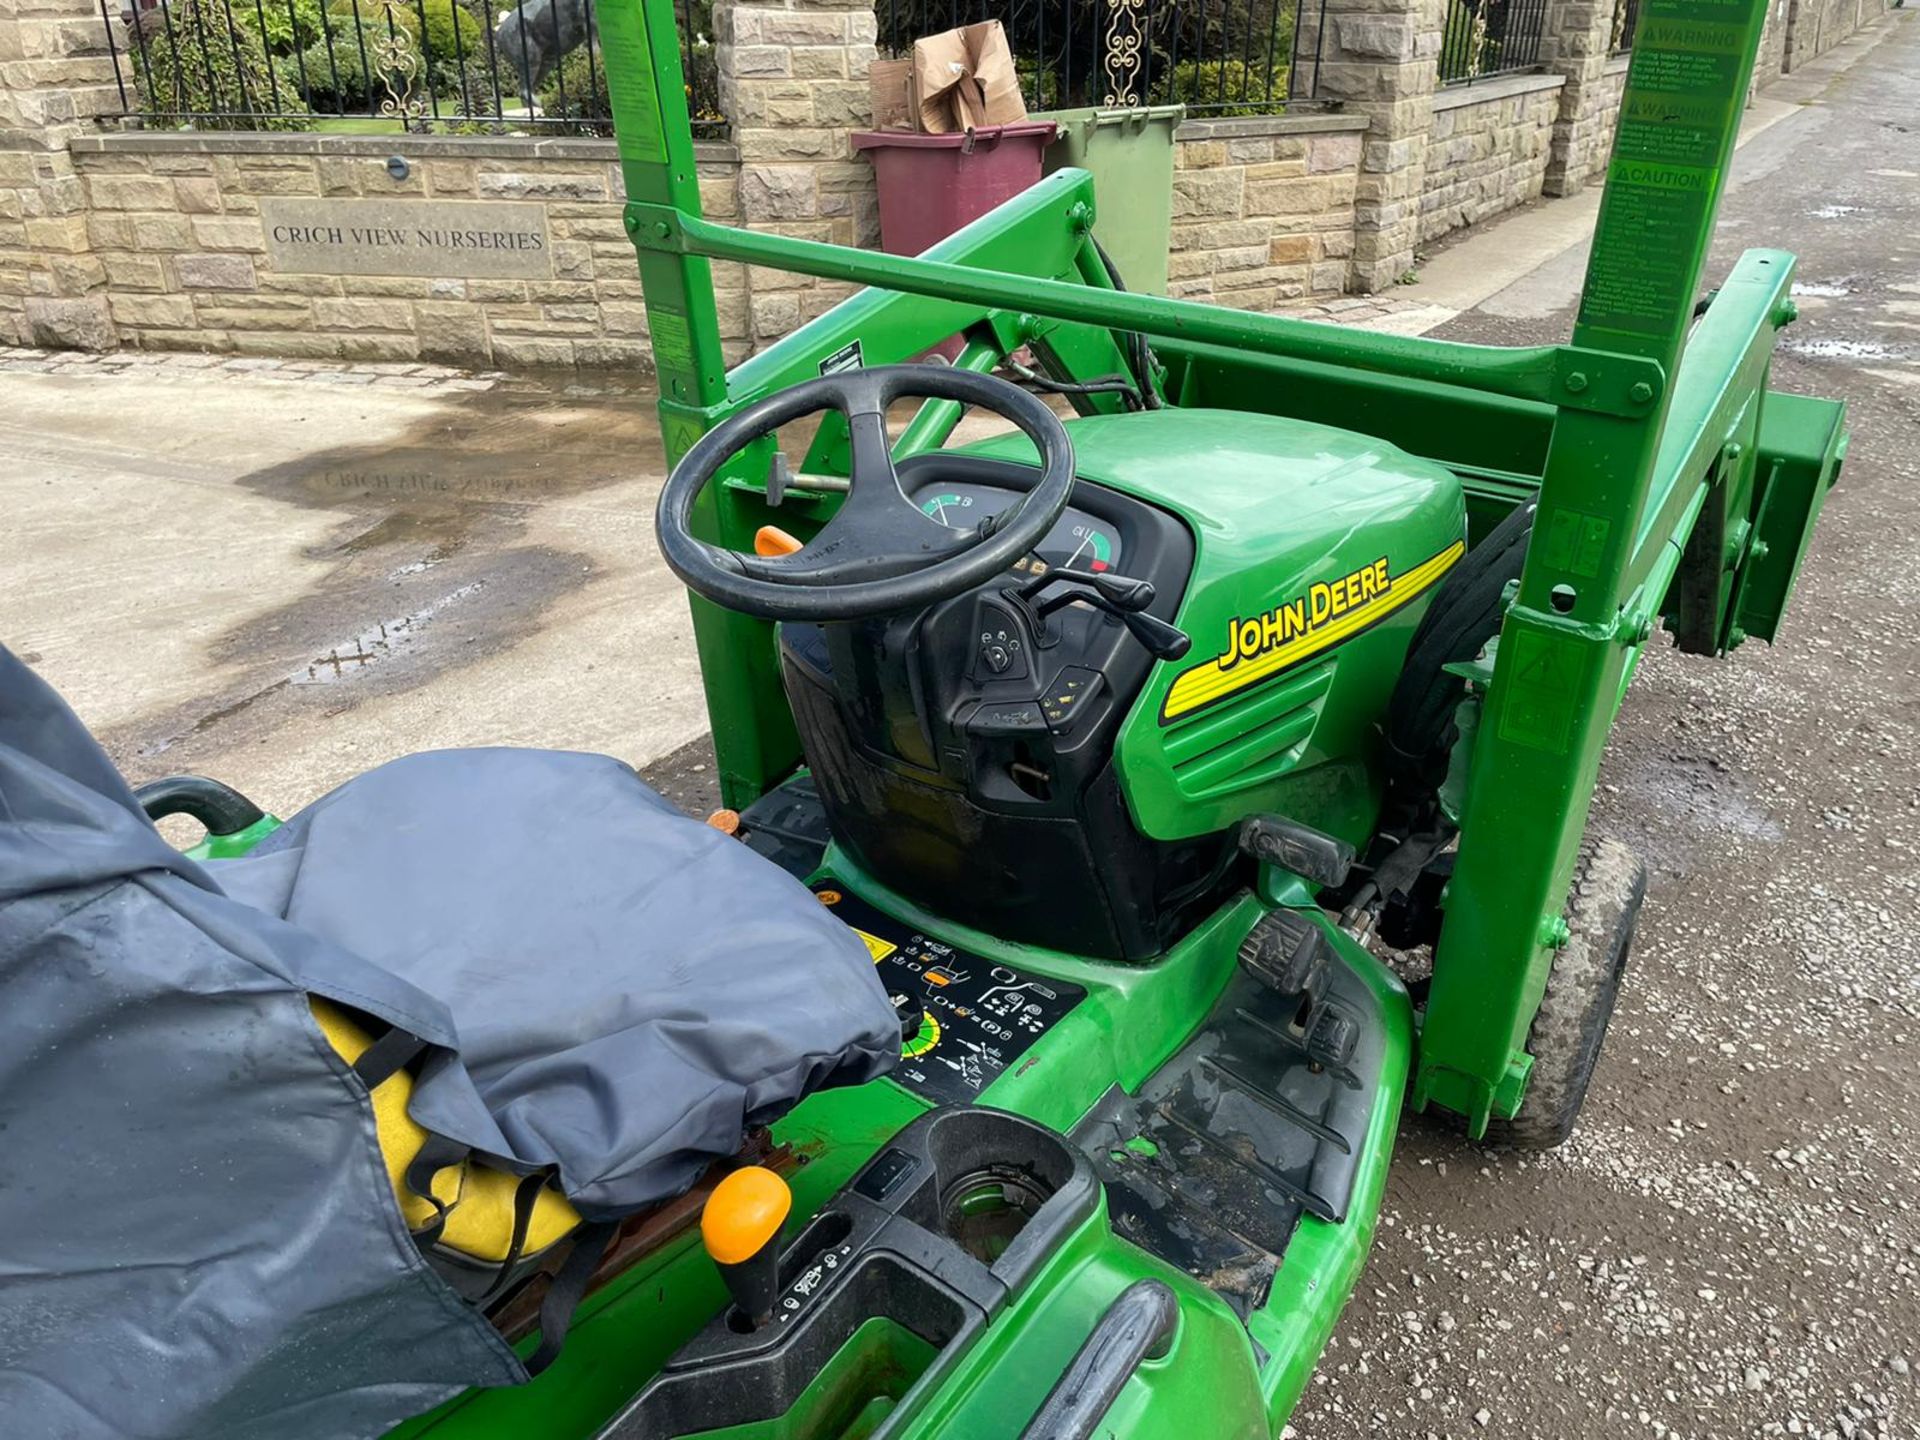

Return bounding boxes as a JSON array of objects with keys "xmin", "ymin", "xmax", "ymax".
[{"xmin": 1161, "ymin": 540, "xmax": 1466, "ymax": 723}]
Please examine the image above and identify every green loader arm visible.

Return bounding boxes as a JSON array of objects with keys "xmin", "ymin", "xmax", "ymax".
[{"xmin": 598, "ymin": 0, "xmax": 1842, "ymax": 1134}]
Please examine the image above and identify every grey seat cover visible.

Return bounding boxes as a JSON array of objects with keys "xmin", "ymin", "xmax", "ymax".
[{"xmin": 0, "ymin": 646, "xmax": 899, "ymax": 1438}]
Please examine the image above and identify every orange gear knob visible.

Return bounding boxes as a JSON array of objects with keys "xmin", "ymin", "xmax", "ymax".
[{"xmin": 701, "ymin": 1166, "xmax": 792, "ymax": 1327}]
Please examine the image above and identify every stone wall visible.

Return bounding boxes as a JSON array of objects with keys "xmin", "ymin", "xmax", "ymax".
[
  {"xmin": 1785, "ymin": 0, "xmax": 1888, "ymax": 70},
  {"xmin": 718, "ymin": 0, "xmax": 878, "ymax": 346},
  {"xmin": 1420, "ymin": 74, "xmax": 1563, "ymax": 244},
  {"xmin": 1169, "ymin": 116, "xmax": 1367, "ymax": 308},
  {"xmin": 0, "ymin": 0, "xmax": 121, "ymax": 348},
  {"xmin": 7, "ymin": 0, "xmax": 1897, "ymax": 364},
  {"xmin": 1753, "ymin": 0, "xmax": 1793, "ymax": 87},
  {"xmin": 66, "ymin": 133, "xmax": 746, "ymax": 366}
]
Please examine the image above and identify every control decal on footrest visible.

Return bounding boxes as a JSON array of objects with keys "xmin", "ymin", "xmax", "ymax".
[{"xmin": 813, "ymin": 881, "xmax": 1085, "ymax": 1106}]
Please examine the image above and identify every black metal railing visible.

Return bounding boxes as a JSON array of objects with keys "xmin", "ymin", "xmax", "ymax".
[
  {"xmin": 1438, "ymin": 0, "xmax": 1549, "ymax": 85},
  {"xmin": 875, "ymin": 0, "xmax": 1327, "ymax": 115},
  {"xmin": 98, "ymin": 0, "xmax": 725, "ymax": 136},
  {"xmin": 1611, "ymin": 0, "xmax": 1640, "ymax": 53}
]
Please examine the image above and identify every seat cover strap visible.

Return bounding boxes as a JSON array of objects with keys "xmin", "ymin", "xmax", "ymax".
[{"xmin": 526, "ymin": 1222, "xmax": 618, "ymax": 1376}]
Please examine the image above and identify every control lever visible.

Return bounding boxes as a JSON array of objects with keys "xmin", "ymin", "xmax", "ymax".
[
  {"xmin": 700, "ymin": 1166, "xmax": 791, "ymax": 1328},
  {"xmin": 1016, "ymin": 568, "xmax": 1191, "ymax": 662}
]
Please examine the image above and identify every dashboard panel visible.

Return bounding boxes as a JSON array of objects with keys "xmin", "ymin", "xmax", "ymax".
[{"xmin": 904, "ymin": 479, "xmax": 1124, "ymax": 576}]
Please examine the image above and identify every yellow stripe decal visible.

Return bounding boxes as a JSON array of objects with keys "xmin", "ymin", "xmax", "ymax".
[{"xmin": 1162, "ymin": 539, "xmax": 1466, "ymax": 723}]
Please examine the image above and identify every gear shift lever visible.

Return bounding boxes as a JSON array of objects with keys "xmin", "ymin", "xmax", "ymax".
[{"xmin": 700, "ymin": 1166, "xmax": 792, "ymax": 1328}]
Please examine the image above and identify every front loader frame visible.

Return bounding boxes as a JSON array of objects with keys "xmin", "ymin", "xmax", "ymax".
[{"xmin": 601, "ymin": 0, "xmax": 1844, "ymax": 1134}]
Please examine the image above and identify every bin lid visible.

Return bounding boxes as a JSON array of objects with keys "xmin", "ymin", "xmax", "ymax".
[{"xmin": 851, "ymin": 120, "xmax": 1058, "ymax": 151}]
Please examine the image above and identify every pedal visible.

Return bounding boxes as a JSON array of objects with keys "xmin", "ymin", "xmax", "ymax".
[
  {"xmin": 1236, "ymin": 814, "xmax": 1355, "ymax": 889},
  {"xmin": 1303, "ymin": 1004, "xmax": 1359, "ymax": 1070},
  {"xmin": 1236, "ymin": 909, "xmax": 1329, "ymax": 1004}
]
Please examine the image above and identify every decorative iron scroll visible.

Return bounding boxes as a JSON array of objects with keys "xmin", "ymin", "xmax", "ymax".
[
  {"xmin": 1101, "ymin": 0, "xmax": 1147, "ymax": 106},
  {"xmin": 372, "ymin": 0, "xmax": 428, "ymax": 129}
]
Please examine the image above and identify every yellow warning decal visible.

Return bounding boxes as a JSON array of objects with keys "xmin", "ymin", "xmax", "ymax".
[
  {"xmin": 854, "ymin": 929, "xmax": 897, "ymax": 963},
  {"xmin": 1162, "ymin": 539, "xmax": 1466, "ymax": 723}
]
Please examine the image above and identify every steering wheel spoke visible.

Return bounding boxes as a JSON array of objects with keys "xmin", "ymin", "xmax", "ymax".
[{"xmin": 655, "ymin": 364, "xmax": 1076, "ymax": 621}]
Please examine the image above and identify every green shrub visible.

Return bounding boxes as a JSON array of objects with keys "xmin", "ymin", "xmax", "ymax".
[
  {"xmin": 294, "ymin": 28, "xmax": 385, "ymax": 111},
  {"xmin": 232, "ymin": 0, "xmax": 325, "ymax": 57},
  {"xmin": 133, "ymin": 0, "xmax": 313, "ymax": 129},
  {"xmin": 535, "ymin": 42, "xmax": 609, "ymax": 131},
  {"xmin": 322, "ymin": 0, "xmax": 481, "ymax": 85},
  {"xmin": 1167, "ymin": 58, "xmax": 1287, "ymax": 117}
]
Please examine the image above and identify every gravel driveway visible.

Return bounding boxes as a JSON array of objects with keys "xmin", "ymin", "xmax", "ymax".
[{"xmin": 1292, "ymin": 19, "xmax": 1920, "ymax": 1440}]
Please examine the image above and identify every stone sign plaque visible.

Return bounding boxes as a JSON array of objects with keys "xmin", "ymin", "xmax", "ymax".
[{"xmin": 260, "ymin": 198, "xmax": 553, "ymax": 280}]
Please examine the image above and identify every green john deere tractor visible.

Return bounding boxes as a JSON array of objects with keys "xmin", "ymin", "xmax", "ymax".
[{"xmin": 74, "ymin": 0, "xmax": 1844, "ymax": 1435}]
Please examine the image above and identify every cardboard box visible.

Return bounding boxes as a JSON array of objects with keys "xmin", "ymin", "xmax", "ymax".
[
  {"xmin": 869, "ymin": 57, "xmax": 913, "ymax": 131},
  {"xmin": 870, "ymin": 20, "xmax": 1027, "ymax": 133}
]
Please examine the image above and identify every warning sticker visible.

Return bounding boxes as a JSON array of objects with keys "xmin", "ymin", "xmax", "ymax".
[
  {"xmin": 853, "ymin": 929, "xmax": 898, "ymax": 964},
  {"xmin": 1498, "ymin": 628, "xmax": 1589, "ymax": 755}
]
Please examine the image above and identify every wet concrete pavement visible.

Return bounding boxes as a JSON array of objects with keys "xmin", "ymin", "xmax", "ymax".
[{"xmin": 1, "ymin": 360, "xmax": 712, "ymax": 815}]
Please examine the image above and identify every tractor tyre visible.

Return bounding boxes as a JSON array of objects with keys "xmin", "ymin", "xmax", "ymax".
[{"xmin": 1481, "ymin": 837, "xmax": 1647, "ymax": 1150}]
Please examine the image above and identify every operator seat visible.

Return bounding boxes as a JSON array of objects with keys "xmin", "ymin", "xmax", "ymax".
[{"xmin": 0, "ymin": 644, "xmax": 900, "ymax": 1440}]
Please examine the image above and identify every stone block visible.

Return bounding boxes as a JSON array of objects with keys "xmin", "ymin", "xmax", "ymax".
[
  {"xmin": 751, "ymin": 290, "xmax": 799, "ymax": 338},
  {"xmin": 173, "ymin": 176, "xmax": 222, "ymax": 213},
  {"xmin": 175, "ymin": 252, "xmax": 257, "ymax": 290},
  {"xmin": 1269, "ymin": 233, "xmax": 1314, "ymax": 265},
  {"xmin": 790, "ymin": 43, "xmax": 848, "ymax": 79},
  {"xmin": 812, "ymin": 80, "xmax": 869, "ymax": 127},
  {"xmin": 1171, "ymin": 168, "xmax": 1244, "ymax": 220},
  {"xmin": 87, "ymin": 174, "xmax": 176, "ymax": 211},
  {"xmin": 335, "ymin": 332, "xmax": 421, "ymax": 361},
  {"xmin": 103, "ymin": 253, "xmax": 166, "ymax": 291},
  {"xmin": 478, "ymin": 170, "xmax": 607, "ymax": 201},
  {"xmin": 314, "ymin": 297, "xmax": 415, "ymax": 330},
  {"xmin": 599, "ymin": 303, "xmax": 652, "ymax": 337},
  {"xmin": 150, "ymin": 154, "xmax": 216, "ymax": 176},
  {"xmin": 414, "ymin": 302, "xmax": 492, "ymax": 363},
  {"xmin": 735, "ymin": 128, "xmax": 839, "ymax": 163},
  {"xmin": 83, "ymin": 211, "xmax": 128, "ymax": 248},
  {"xmin": 740, "ymin": 164, "xmax": 816, "ymax": 220},
  {"xmin": 1212, "ymin": 244, "xmax": 1271, "ymax": 274},
  {"xmin": 731, "ymin": 45, "xmax": 791, "ymax": 77},
  {"xmin": 230, "ymin": 167, "xmax": 320, "ymax": 197},
  {"xmin": 25, "ymin": 295, "xmax": 114, "ymax": 350},
  {"xmin": 552, "ymin": 241, "xmax": 595, "ymax": 280},
  {"xmin": 230, "ymin": 331, "xmax": 344, "ymax": 358},
  {"xmin": 261, "ymin": 272, "xmax": 344, "ymax": 296},
  {"xmin": 572, "ymin": 337, "xmax": 653, "ymax": 368},
  {"xmin": 758, "ymin": 10, "xmax": 847, "ymax": 45},
  {"xmin": 109, "ymin": 292, "xmax": 196, "ymax": 328},
  {"xmin": 1247, "ymin": 176, "xmax": 1332, "ymax": 217},
  {"xmin": 49, "ymin": 253, "xmax": 105, "ymax": 293},
  {"xmin": 189, "ymin": 215, "xmax": 265, "ymax": 252},
  {"xmin": 429, "ymin": 161, "xmax": 477, "ymax": 195},
  {"xmin": 1308, "ymin": 132, "xmax": 1364, "ymax": 174},
  {"xmin": 491, "ymin": 335, "xmax": 575, "ymax": 366},
  {"xmin": 24, "ymin": 213, "xmax": 89, "ymax": 252},
  {"xmin": 343, "ymin": 276, "xmax": 434, "ymax": 298}
]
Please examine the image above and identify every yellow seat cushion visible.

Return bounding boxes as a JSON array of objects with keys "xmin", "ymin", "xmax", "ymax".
[{"xmin": 311, "ymin": 998, "xmax": 581, "ymax": 1265}]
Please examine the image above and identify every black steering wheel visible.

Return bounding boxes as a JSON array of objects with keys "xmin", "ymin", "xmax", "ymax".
[{"xmin": 655, "ymin": 364, "xmax": 1076, "ymax": 621}]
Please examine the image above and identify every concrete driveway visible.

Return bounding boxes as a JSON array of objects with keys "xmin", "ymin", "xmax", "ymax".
[{"xmin": 1, "ymin": 360, "xmax": 710, "ymax": 814}]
